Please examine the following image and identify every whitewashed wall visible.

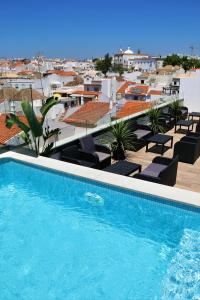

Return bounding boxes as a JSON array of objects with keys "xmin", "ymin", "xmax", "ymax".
[{"xmin": 179, "ymin": 73, "xmax": 200, "ymax": 111}]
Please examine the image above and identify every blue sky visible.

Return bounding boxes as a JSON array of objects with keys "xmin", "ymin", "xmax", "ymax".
[{"xmin": 1, "ymin": 0, "xmax": 200, "ymax": 58}]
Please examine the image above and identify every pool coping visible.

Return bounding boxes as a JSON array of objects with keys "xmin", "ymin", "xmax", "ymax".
[{"xmin": 0, "ymin": 151, "xmax": 200, "ymax": 208}]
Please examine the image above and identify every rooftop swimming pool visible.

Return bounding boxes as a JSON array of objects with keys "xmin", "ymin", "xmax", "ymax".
[{"xmin": 0, "ymin": 158, "xmax": 200, "ymax": 300}]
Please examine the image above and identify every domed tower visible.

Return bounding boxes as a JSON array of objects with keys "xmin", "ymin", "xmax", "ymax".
[{"xmin": 124, "ymin": 47, "xmax": 134, "ymax": 55}]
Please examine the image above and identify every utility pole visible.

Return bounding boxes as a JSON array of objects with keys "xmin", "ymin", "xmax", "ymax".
[{"xmin": 36, "ymin": 52, "xmax": 45, "ymax": 102}]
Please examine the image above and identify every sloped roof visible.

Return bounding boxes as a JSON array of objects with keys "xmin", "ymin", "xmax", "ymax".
[
  {"xmin": 13, "ymin": 89, "xmax": 46, "ymax": 101},
  {"xmin": 117, "ymin": 81, "xmax": 136, "ymax": 94},
  {"xmin": 148, "ymin": 90, "xmax": 162, "ymax": 95},
  {"xmin": 46, "ymin": 70, "xmax": 77, "ymax": 77},
  {"xmin": 64, "ymin": 102, "xmax": 110, "ymax": 126},
  {"xmin": 0, "ymin": 87, "xmax": 18, "ymax": 100},
  {"xmin": 71, "ymin": 90, "xmax": 100, "ymax": 97},
  {"xmin": 0, "ymin": 114, "xmax": 28, "ymax": 145},
  {"xmin": 17, "ymin": 70, "xmax": 35, "ymax": 76},
  {"xmin": 114, "ymin": 101, "xmax": 152, "ymax": 119},
  {"xmin": 128, "ymin": 85, "xmax": 149, "ymax": 95},
  {"xmin": 64, "ymin": 76, "xmax": 84, "ymax": 86},
  {"xmin": 11, "ymin": 61, "xmax": 24, "ymax": 68}
]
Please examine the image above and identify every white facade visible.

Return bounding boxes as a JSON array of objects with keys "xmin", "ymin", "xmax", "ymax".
[
  {"xmin": 129, "ymin": 58, "xmax": 156, "ymax": 72},
  {"xmin": 34, "ymin": 73, "xmax": 76, "ymax": 97},
  {"xmin": 179, "ymin": 70, "xmax": 200, "ymax": 111},
  {"xmin": 113, "ymin": 47, "xmax": 156, "ymax": 71},
  {"xmin": 0, "ymin": 62, "xmax": 10, "ymax": 74},
  {"xmin": 4, "ymin": 78, "xmax": 35, "ymax": 90},
  {"xmin": 100, "ymin": 78, "xmax": 117, "ymax": 103}
]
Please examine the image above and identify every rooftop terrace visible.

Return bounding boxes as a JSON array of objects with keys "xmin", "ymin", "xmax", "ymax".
[{"xmin": 126, "ymin": 127, "xmax": 200, "ymax": 193}]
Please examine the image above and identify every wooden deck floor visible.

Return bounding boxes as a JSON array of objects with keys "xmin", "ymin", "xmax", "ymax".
[{"xmin": 125, "ymin": 127, "xmax": 200, "ymax": 193}]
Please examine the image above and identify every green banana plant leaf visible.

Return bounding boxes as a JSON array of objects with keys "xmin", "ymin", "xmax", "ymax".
[
  {"xmin": 21, "ymin": 101, "xmax": 43, "ymax": 137},
  {"xmin": 19, "ymin": 132, "xmax": 31, "ymax": 145},
  {"xmin": 41, "ymin": 142, "xmax": 54, "ymax": 156},
  {"xmin": 6, "ymin": 114, "xmax": 30, "ymax": 133},
  {"xmin": 40, "ymin": 97, "xmax": 58, "ymax": 125},
  {"xmin": 43, "ymin": 128, "xmax": 60, "ymax": 141}
]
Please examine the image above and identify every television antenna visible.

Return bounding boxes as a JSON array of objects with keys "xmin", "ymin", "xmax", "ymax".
[{"xmin": 189, "ymin": 46, "xmax": 199, "ymax": 56}]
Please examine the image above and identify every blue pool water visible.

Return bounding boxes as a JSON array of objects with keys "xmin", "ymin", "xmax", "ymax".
[{"xmin": 0, "ymin": 159, "xmax": 199, "ymax": 300}]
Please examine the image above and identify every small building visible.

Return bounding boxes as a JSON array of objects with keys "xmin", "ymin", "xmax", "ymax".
[
  {"xmin": 113, "ymin": 47, "xmax": 157, "ymax": 71},
  {"xmin": 84, "ymin": 79, "xmax": 102, "ymax": 92},
  {"xmin": 53, "ymin": 89, "xmax": 100, "ymax": 109}
]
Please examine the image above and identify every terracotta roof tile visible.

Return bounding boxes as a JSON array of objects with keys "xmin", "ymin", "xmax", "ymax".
[
  {"xmin": 11, "ymin": 61, "xmax": 24, "ymax": 68},
  {"xmin": 129, "ymin": 85, "xmax": 149, "ymax": 95},
  {"xmin": 115, "ymin": 101, "xmax": 152, "ymax": 119},
  {"xmin": 148, "ymin": 90, "xmax": 162, "ymax": 95},
  {"xmin": 47, "ymin": 70, "xmax": 77, "ymax": 77},
  {"xmin": 72, "ymin": 90, "xmax": 100, "ymax": 97},
  {"xmin": 13, "ymin": 89, "xmax": 46, "ymax": 101},
  {"xmin": 0, "ymin": 114, "xmax": 28, "ymax": 145},
  {"xmin": 64, "ymin": 102, "xmax": 110, "ymax": 126},
  {"xmin": 17, "ymin": 70, "xmax": 34, "ymax": 76},
  {"xmin": 117, "ymin": 81, "xmax": 136, "ymax": 94}
]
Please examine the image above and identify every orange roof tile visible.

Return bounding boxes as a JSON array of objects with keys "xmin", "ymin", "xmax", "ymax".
[
  {"xmin": 12, "ymin": 61, "xmax": 24, "ymax": 68},
  {"xmin": 117, "ymin": 81, "xmax": 136, "ymax": 94},
  {"xmin": 47, "ymin": 70, "xmax": 77, "ymax": 77},
  {"xmin": 17, "ymin": 70, "xmax": 34, "ymax": 75},
  {"xmin": 0, "ymin": 114, "xmax": 28, "ymax": 145},
  {"xmin": 148, "ymin": 90, "xmax": 162, "ymax": 95},
  {"xmin": 72, "ymin": 90, "xmax": 100, "ymax": 97},
  {"xmin": 129, "ymin": 85, "xmax": 149, "ymax": 95},
  {"xmin": 115, "ymin": 101, "xmax": 152, "ymax": 119},
  {"xmin": 64, "ymin": 102, "xmax": 110, "ymax": 126}
]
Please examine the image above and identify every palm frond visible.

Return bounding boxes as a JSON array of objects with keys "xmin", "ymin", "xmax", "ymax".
[
  {"xmin": 111, "ymin": 121, "xmax": 136, "ymax": 151},
  {"xmin": 147, "ymin": 107, "xmax": 164, "ymax": 134}
]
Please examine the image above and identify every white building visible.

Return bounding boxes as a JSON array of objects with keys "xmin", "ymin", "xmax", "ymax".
[
  {"xmin": 179, "ymin": 69, "xmax": 200, "ymax": 111},
  {"xmin": 113, "ymin": 47, "xmax": 157, "ymax": 71},
  {"xmin": 3, "ymin": 76, "xmax": 35, "ymax": 90},
  {"xmin": 34, "ymin": 71, "xmax": 78, "ymax": 97}
]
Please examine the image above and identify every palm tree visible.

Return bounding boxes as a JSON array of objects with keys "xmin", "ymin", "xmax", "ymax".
[{"xmin": 6, "ymin": 97, "xmax": 60, "ymax": 156}]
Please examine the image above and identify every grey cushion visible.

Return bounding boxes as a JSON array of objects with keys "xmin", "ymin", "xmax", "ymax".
[
  {"xmin": 141, "ymin": 163, "xmax": 167, "ymax": 177},
  {"xmin": 50, "ymin": 152, "xmax": 61, "ymax": 160},
  {"xmin": 80, "ymin": 135, "xmax": 95, "ymax": 153},
  {"xmin": 133, "ymin": 129, "xmax": 151, "ymax": 139},
  {"xmin": 95, "ymin": 152, "xmax": 111, "ymax": 162}
]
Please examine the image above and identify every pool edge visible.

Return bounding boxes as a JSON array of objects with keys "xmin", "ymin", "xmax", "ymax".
[{"xmin": 1, "ymin": 151, "xmax": 200, "ymax": 208}]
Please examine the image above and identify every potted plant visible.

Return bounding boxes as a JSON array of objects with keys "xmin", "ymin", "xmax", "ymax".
[
  {"xmin": 147, "ymin": 107, "xmax": 164, "ymax": 134},
  {"xmin": 169, "ymin": 100, "xmax": 182, "ymax": 122},
  {"xmin": 110, "ymin": 121, "xmax": 136, "ymax": 160}
]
